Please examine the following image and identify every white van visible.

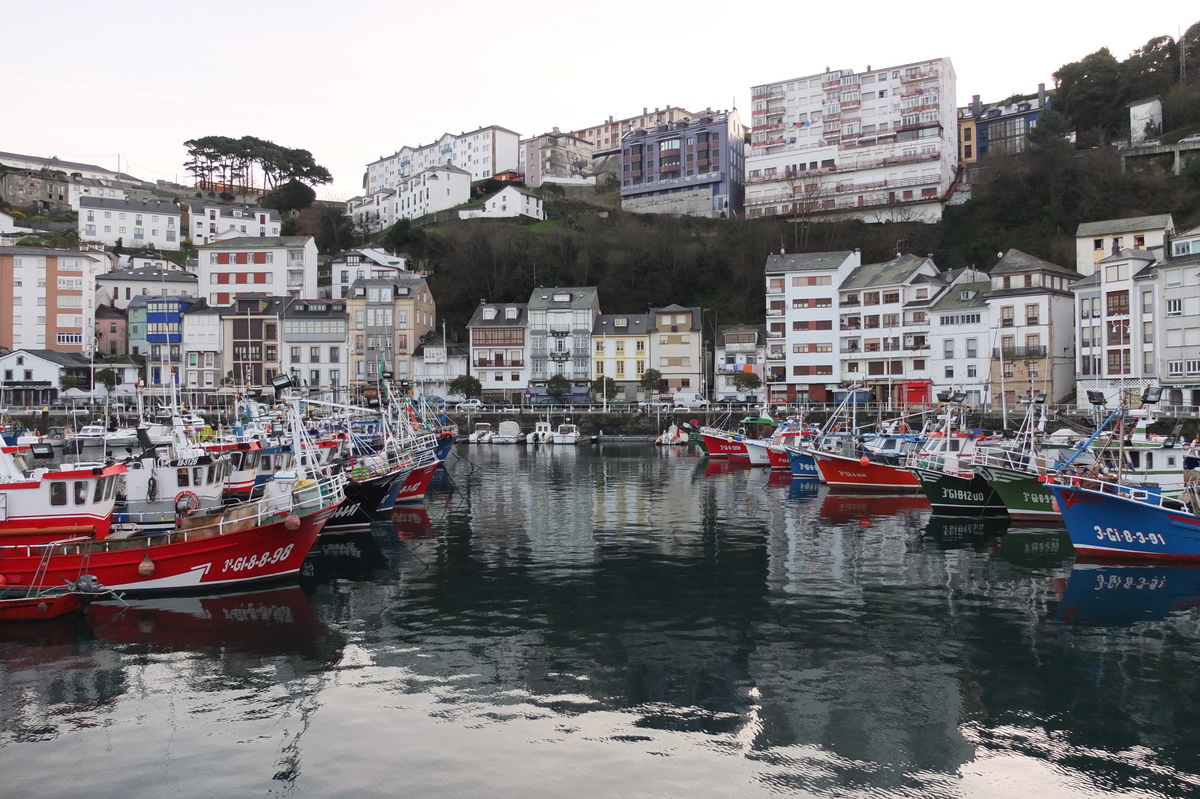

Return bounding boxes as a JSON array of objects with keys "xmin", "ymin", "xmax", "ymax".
[{"xmin": 673, "ymin": 392, "xmax": 710, "ymax": 410}]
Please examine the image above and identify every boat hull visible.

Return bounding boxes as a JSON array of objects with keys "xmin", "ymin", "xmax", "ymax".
[
  {"xmin": 912, "ymin": 466, "xmax": 1008, "ymax": 515},
  {"xmin": 974, "ymin": 464, "xmax": 1060, "ymax": 522},
  {"xmin": 739, "ymin": 440, "xmax": 771, "ymax": 466},
  {"xmin": 325, "ymin": 472, "xmax": 396, "ymax": 533},
  {"xmin": 787, "ymin": 448, "xmax": 819, "ymax": 481},
  {"xmin": 1046, "ymin": 482, "xmax": 1200, "ymax": 561},
  {"xmin": 394, "ymin": 459, "xmax": 440, "ymax": 505},
  {"xmin": 813, "ymin": 451, "xmax": 921, "ymax": 492},
  {"xmin": 0, "ymin": 508, "xmax": 331, "ymax": 594},
  {"xmin": 0, "ymin": 590, "xmax": 83, "ymax": 621},
  {"xmin": 701, "ymin": 432, "xmax": 746, "ymax": 459}
]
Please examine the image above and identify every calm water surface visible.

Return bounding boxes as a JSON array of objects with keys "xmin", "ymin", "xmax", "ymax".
[{"xmin": 3, "ymin": 444, "xmax": 1200, "ymax": 798}]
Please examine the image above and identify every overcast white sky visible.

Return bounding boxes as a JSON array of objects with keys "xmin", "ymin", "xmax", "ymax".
[{"xmin": 6, "ymin": 1, "xmax": 1196, "ymax": 199}]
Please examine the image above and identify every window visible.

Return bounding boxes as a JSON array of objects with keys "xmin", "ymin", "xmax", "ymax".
[
  {"xmin": 1167, "ymin": 298, "xmax": 1182, "ymax": 316},
  {"xmin": 1000, "ymin": 306, "xmax": 1014, "ymax": 326},
  {"xmin": 310, "ymin": 347, "xmax": 320, "ymax": 362},
  {"xmin": 1025, "ymin": 304, "xmax": 1039, "ymax": 325},
  {"xmin": 967, "ymin": 364, "xmax": 977, "ymax": 378},
  {"xmin": 50, "ymin": 482, "xmax": 67, "ymax": 506},
  {"xmin": 943, "ymin": 340, "xmax": 954, "ymax": 358}
]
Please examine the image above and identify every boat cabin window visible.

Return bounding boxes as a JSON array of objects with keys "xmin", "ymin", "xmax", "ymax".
[
  {"xmin": 94, "ymin": 477, "xmax": 106, "ymax": 503},
  {"xmin": 177, "ymin": 468, "xmax": 190, "ymax": 487},
  {"xmin": 1128, "ymin": 452, "xmax": 1140, "ymax": 468},
  {"xmin": 1146, "ymin": 453, "xmax": 1153, "ymax": 470},
  {"xmin": 949, "ymin": 439, "xmax": 961, "ymax": 452},
  {"xmin": 50, "ymin": 481, "xmax": 67, "ymax": 506},
  {"xmin": 73, "ymin": 480, "xmax": 87, "ymax": 505},
  {"xmin": 107, "ymin": 476, "xmax": 117, "ymax": 500},
  {"xmin": 193, "ymin": 467, "xmax": 203, "ymax": 486}
]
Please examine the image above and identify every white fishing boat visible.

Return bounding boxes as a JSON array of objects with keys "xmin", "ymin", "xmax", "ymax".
[
  {"xmin": 467, "ymin": 422, "xmax": 494, "ymax": 443},
  {"xmin": 527, "ymin": 421, "xmax": 553, "ymax": 445},
  {"xmin": 552, "ymin": 423, "xmax": 581, "ymax": 445},
  {"xmin": 491, "ymin": 420, "xmax": 525, "ymax": 444}
]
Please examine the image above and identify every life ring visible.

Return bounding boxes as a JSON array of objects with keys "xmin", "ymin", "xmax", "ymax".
[
  {"xmin": 897, "ymin": 423, "xmax": 910, "ymax": 433},
  {"xmin": 174, "ymin": 490, "xmax": 200, "ymax": 516}
]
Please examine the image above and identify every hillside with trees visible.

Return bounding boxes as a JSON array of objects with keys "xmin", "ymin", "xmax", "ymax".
[{"xmin": 372, "ymin": 23, "xmax": 1200, "ymax": 339}]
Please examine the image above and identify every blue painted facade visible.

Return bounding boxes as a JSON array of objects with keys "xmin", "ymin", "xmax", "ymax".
[{"xmin": 129, "ymin": 295, "xmax": 195, "ymax": 385}]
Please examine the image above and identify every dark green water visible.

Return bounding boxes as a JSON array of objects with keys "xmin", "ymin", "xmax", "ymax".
[{"xmin": 3, "ymin": 444, "xmax": 1200, "ymax": 798}]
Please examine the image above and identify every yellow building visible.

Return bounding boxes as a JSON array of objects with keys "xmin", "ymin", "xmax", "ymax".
[
  {"xmin": 592, "ymin": 313, "xmax": 651, "ymax": 400},
  {"xmin": 346, "ymin": 276, "xmax": 435, "ymax": 392}
]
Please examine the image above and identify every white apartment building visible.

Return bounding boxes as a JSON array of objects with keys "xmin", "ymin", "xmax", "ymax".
[
  {"xmin": 928, "ymin": 271, "xmax": 990, "ymax": 406},
  {"xmin": 66, "ymin": 177, "xmax": 126, "ymax": 210},
  {"xmin": 189, "ymin": 202, "xmax": 282, "ymax": 245},
  {"xmin": 592, "ymin": 313, "xmax": 651, "ymax": 400},
  {"xmin": 459, "ymin": 186, "xmax": 545, "ymax": 221},
  {"xmin": 986, "ymin": 249, "xmax": 1079, "ymax": 409},
  {"xmin": 197, "ymin": 236, "xmax": 319, "ymax": 305},
  {"xmin": 764, "ymin": 250, "xmax": 860, "ymax": 404},
  {"xmin": 1160, "ymin": 224, "xmax": 1200, "ymax": 407},
  {"xmin": 78, "ymin": 197, "xmax": 182, "ymax": 250},
  {"xmin": 0, "ymin": 247, "xmax": 101, "ymax": 353},
  {"xmin": 181, "ymin": 300, "xmax": 225, "ymax": 391},
  {"xmin": 1073, "ymin": 247, "xmax": 1159, "ymax": 410},
  {"xmin": 366, "ymin": 125, "xmax": 521, "ymax": 193},
  {"xmin": 838, "ymin": 255, "xmax": 942, "ymax": 405},
  {"xmin": 330, "ymin": 247, "xmax": 409, "ymax": 300},
  {"xmin": 393, "ymin": 164, "xmax": 471, "ymax": 222},
  {"xmin": 745, "ymin": 58, "xmax": 957, "ymax": 223},
  {"xmin": 1075, "ymin": 215, "xmax": 1173, "ymax": 276},
  {"xmin": 0, "ymin": 150, "xmax": 128, "ymax": 182},
  {"xmin": 467, "ymin": 302, "xmax": 529, "ymax": 404},
  {"xmin": 346, "ymin": 190, "xmax": 396, "ymax": 235}
]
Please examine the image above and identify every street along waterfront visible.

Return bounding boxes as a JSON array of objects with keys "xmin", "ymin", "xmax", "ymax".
[{"xmin": 1, "ymin": 444, "xmax": 1198, "ymax": 798}]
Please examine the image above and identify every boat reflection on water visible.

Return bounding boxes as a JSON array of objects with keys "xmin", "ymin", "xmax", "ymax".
[
  {"xmin": 703, "ymin": 458, "xmax": 754, "ymax": 478},
  {"xmin": 393, "ymin": 505, "xmax": 436, "ymax": 541},
  {"xmin": 923, "ymin": 515, "xmax": 1011, "ymax": 552},
  {"xmin": 300, "ymin": 528, "xmax": 394, "ymax": 585},
  {"xmin": 85, "ymin": 586, "xmax": 343, "ymax": 662},
  {"xmin": 991, "ymin": 529, "xmax": 1074, "ymax": 569},
  {"xmin": 1056, "ymin": 563, "xmax": 1200, "ymax": 627},
  {"xmin": 817, "ymin": 492, "xmax": 930, "ymax": 527},
  {"xmin": 787, "ymin": 478, "xmax": 821, "ymax": 501}
]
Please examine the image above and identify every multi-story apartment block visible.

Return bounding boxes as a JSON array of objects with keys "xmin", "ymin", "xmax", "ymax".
[
  {"xmin": 520, "ymin": 128, "xmax": 593, "ymax": 187},
  {"xmin": 591, "ymin": 313, "xmax": 650, "ymax": 401},
  {"xmin": 0, "ymin": 246, "xmax": 101, "ymax": 353},
  {"xmin": 986, "ymin": 249, "xmax": 1079, "ymax": 409},
  {"xmin": 570, "ymin": 106, "xmax": 697, "ymax": 157},
  {"xmin": 1075, "ymin": 214, "xmax": 1173, "ymax": 276},
  {"xmin": 648, "ymin": 306, "xmax": 704, "ymax": 395},
  {"xmin": 928, "ymin": 271, "xmax": 990, "ymax": 405},
  {"xmin": 347, "ymin": 277, "xmax": 436, "ymax": 390},
  {"xmin": 282, "ymin": 298, "xmax": 349, "ymax": 401},
  {"xmin": 620, "ymin": 110, "xmax": 746, "ymax": 218},
  {"xmin": 459, "ymin": 186, "xmax": 545, "ymax": 221},
  {"xmin": 764, "ymin": 250, "xmax": 860, "ymax": 404},
  {"xmin": 129, "ymin": 295, "xmax": 195, "ymax": 386},
  {"xmin": 329, "ymin": 247, "xmax": 409, "ymax": 301},
  {"xmin": 1073, "ymin": 246, "xmax": 1159, "ymax": 409},
  {"xmin": 181, "ymin": 300, "xmax": 224, "ymax": 392},
  {"xmin": 467, "ymin": 302, "xmax": 528, "ymax": 405},
  {"xmin": 95, "ymin": 304, "xmax": 127, "ymax": 357},
  {"xmin": 188, "ymin": 202, "xmax": 282, "ymax": 245},
  {"xmin": 198, "ymin": 236, "xmax": 319, "ymax": 304},
  {"xmin": 958, "ymin": 85, "xmax": 1049, "ymax": 165},
  {"xmin": 96, "ymin": 265, "xmax": 198, "ymax": 309},
  {"xmin": 346, "ymin": 190, "xmax": 396, "ymax": 235},
  {"xmin": 527, "ymin": 286, "xmax": 600, "ymax": 399},
  {"xmin": 745, "ymin": 58, "xmax": 957, "ymax": 223},
  {"xmin": 365, "ymin": 125, "xmax": 521, "ymax": 193},
  {"xmin": 1160, "ymin": 224, "xmax": 1200, "ymax": 407},
  {"xmin": 221, "ymin": 295, "xmax": 291, "ymax": 390},
  {"xmin": 391, "ymin": 164, "xmax": 471, "ymax": 222},
  {"xmin": 713, "ymin": 324, "xmax": 766, "ymax": 402},
  {"xmin": 413, "ymin": 333, "xmax": 470, "ymax": 401},
  {"xmin": 79, "ymin": 197, "xmax": 181, "ymax": 250},
  {"xmin": 838, "ymin": 255, "xmax": 942, "ymax": 405}
]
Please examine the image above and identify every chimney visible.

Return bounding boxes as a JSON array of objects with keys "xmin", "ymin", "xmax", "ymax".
[
  {"xmin": 971, "ymin": 95, "xmax": 981, "ymax": 117},
  {"xmin": 643, "ymin": 107, "xmax": 648, "ymax": 115},
  {"xmin": 1038, "ymin": 83, "xmax": 1047, "ymax": 107},
  {"xmin": 1163, "ymin": 231, "xmax": 1172, "ymax": 260}
]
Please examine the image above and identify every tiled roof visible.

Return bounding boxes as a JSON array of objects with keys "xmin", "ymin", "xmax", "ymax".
[
  {"xmin": 764, "ymin": 251, "xmax": 855, "ymax": 273},
  {"xmin": 1076, "ymin": 215, "xmax": 1173, "ymax": 237}
]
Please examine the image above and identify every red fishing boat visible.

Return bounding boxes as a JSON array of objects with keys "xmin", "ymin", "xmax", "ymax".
[{"xmin": 0, "ymin": 444, "xmax": 126, "ymax": 543}]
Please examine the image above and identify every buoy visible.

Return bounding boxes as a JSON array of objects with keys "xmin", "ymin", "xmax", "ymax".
[
  {"xmin": 138, "ymin": 555, "xmax": 155, "ymax": 577},
  {"xmin": 37, "ymin": 602, "xmax": 49, "ymax": 613},
  {"xmin": 859, "ymin": 456, "xmax": 870, "ymax": 466},
  {"xmin": 284, "ymin": 514, "xmax": 301, "ymax": 531},
  {"xmin": 0, "ymin": 574, "xmax": 6, "ymax": 587}
]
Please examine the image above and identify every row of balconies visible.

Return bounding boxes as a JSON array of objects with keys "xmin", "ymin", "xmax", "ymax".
[
  {"xmin": 992, "ymin": 346, "xmax": 1048, "ymax": 359},
  {"xmin": 473, "ymin": 359, "xmax": 524, "ymax": 368}
]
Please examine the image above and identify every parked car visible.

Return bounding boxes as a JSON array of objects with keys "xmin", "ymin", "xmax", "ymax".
[
  {"xmin": 455, "ymin": 398, "xmax": 484, "ymax": 411},
  {"xmin": 638, "ymin": 400, "xmax": 673, "ymax": 411},
  {"xmin": 1137, "ymin": 138, "xmax": 1162, "ymax": 148},
  {"xmin": 418, "ymin": 395, "xmax": 446, "ymax": 408},
  {"xmin": 1180, "ymin": 132, "xmax": 1200, "ymax": 144}
]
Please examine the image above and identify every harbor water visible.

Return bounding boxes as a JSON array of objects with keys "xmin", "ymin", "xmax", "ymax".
[{"xmin": 3, "ymin": 443, "xmax": 1200, "ymax": 798}]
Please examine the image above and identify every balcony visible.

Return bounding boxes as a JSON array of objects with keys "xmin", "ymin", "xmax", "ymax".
[
  {"xmin": 991, "ymin": 345, "xmax": 1048, "ymax": 359},
  {"xmin": 767, "ymin": 350, "xmax": 785, "ymax": 360},
  {"xmin": 549, "ymin": 326, "xmax": 570, "ymax": 335},
  {"xmin": 900, "ymin": 69, "xmax": 939, "ymax": 84},
  {"xmin": 548, "ymin": 351, "xmax": 571, "ymax": 361},
  {"xmin": 474, "ymin": 359, "xmax": 524, "ymax": 368},
  {"xmin": 840, "ymin": 347, "xmax": 861, "ymax": 354},
  {"xmin": 821, "ymin": 79, "xmax": 841, "ymax": 90}
]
